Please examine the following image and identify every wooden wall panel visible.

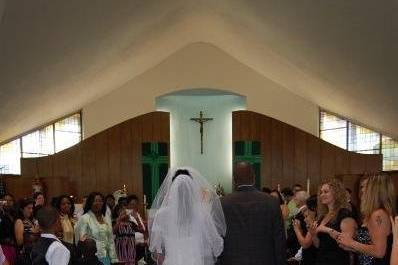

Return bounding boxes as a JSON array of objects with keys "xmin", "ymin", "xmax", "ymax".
[
  {"xmin": 282, "ymin": 125, "xmax": 295, "ymax": 187},
  {"xmin": 0, "ymin": 111, "xmax": 155, "ymax": 210},
  {"xmin": 238, "ymin": 111, "xmax": 251, "ymax": 140},
  {"xmin": 335, "ymin": 148, "xmax": 350, "ymax": 175},
  {"xmin": 37, "ymin": 156, "xmax": 53, "ymax": 178},
  {"xmin": 21, "ymin": 158, "xmax": 37, "ymax": 177},
  {"xmin": 350, "ymin": 153, "xmax": 366, "ymax": 174},
  {"xmin": 66, "ymin": 145, "xmax": 82, "ymax": 197},
  {"xmin": 306, "ymin": 135, "xmax": 321, "ymax": 194},
  {"xmin": 320, "ymin": 142, "xmax": 336, "ymax": 180},
  {"xmin": 271, "ymin": 120, "xmax": 283, "ymax": 188},
  {"xmin": 366, "ymin": 155, "xmax": 383, "ymax": 173},
  {"xmin": 95, "ymin": 131, "xmax": 109, "ymax": 193},
  {"xmin": 249, "ymin": 113, "xmax": 261, "ymax": 140},
  {"xmin": 53, "ymin": 151, "xmax": 68, "ymax": 177},
  {"xmin": 232, "ymin": 111, "xmax": 240, "ymax": 143},
  {"xmin": 389, "ymin": 171, "xmax": 398, "ymax": 195},
  {"xmin": 12, "ymin": 110, "xmax": 380, "ymax": 201},
  {"xmin": 81, "ymin": 137, "xmax": 96, "ymax": 196},
  {"xmin": 153, "ymin": 112, "xmax": 170, "ymax": 142},
  {"xmin": 108, "ymin": 126, "xmax": 121, "ymax": 193},
  {"xmin": 260, "ymin": 116, "xmax": 272, "ymax": 188},
  {"xmin": 4, "ymin": 176, "xmax": 33, "ymax": 198},
  {"xmin": 131, "ymin": 118, "xmax": 143, "ymax": 196},
  {"xmin": 141, "ymin": 113, "xmax": 154, "ymax": 142},
  {"xmin": 120, "ymin": 120, "xmax": 135, "ymax": 194},
  {"xmin": 294, "ymin": 129, "xmax": 307, "ymax": 188},
  {"xmin": 14, "ymin": 112, "xmax": 169, "ymax": 202},
  {"xmin": 232, "ymin": 111, "xmax": 381, "ymax": 195}
]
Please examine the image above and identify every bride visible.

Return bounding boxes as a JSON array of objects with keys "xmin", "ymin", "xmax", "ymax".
[{"xmin": 148, "ymin": 167, "xmax": 226, "ymax": 265}]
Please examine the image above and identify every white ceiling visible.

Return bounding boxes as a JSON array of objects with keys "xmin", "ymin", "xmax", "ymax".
[{"xmin": 0, "ymin": 0, "xmax": 397, "ymax": 142}]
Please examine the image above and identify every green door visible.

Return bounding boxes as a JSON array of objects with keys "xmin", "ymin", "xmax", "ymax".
[
  {"xmin": 234, "ymin": 141, "xmax": 262, "ymax": 189},
  {"xmin": 142, "ymin": 142, "xmax": 169, "ymax": 207}
]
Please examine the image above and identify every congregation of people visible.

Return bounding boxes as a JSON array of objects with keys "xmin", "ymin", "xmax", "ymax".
[{"xmin": 0, "ymin": 162, "xmax": 397, "ymax": 265}]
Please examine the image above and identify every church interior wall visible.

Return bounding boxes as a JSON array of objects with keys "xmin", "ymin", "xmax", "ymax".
[
  {"xmin": 7, "ymin": 112, "xmax": 170, "ymax": 207},
  {"xmin": 232, "ymin": 111, "xmax": 383, "ymax": 195},
  {"xmin": 82, "ymin": 43, "xmax": 319, "ymax": 140},
  {"xmin": 3, "ymin": 109, "xmax": 384, "ymax": 211}
]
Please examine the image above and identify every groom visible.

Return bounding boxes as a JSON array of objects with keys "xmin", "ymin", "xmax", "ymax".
[{"xmin": 218, "ymin": 162, "xmax": 286, "ymax": 265}]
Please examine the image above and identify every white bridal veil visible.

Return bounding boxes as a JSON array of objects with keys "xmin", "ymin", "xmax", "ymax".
[{"xmin": 148, "ymin": 167, "xmax": 226, "ymax": 265}]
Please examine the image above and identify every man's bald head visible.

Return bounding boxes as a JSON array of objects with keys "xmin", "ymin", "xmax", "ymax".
[{"xmin": 233, "ymin": 162, "xmax": 255, "ymax": 187}]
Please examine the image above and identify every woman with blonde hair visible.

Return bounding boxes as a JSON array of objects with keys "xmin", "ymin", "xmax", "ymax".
[
  {"xmin": 310, "ymin": 178, "xmax": 357, "ymax": 265},
  {"xmin": 337, "ymin": 174, "xmax": 396, "ymax": 265}
]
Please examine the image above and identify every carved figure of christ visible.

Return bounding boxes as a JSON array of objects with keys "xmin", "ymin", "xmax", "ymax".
[{"xmin": 190, "ymin": 111, "xmax": 213, "ymax": 154}]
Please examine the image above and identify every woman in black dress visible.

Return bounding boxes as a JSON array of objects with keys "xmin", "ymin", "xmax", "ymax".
[
  {"xmin": 292, "ymin": 195, "xmax": 318, "ymax": 265},
  {"xmin": 337, "ymin": 174, "xmax": 396, "ymax": 265},
  {"xmin": 310, "ymin": 178, "xmax": 357, "ymax": 265}
]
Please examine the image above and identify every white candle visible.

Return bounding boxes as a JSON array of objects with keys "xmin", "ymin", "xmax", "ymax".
[
  {"xmin": 307, "ymin": 178, "xmax": 310, "ymax": 194},
  {"xmin": 143, "ymin": 194, "xmax": 147, "ymax": 205},
  {"xmin": 277, "ymin": 184, "xmax": 280, "ymax": 192}
]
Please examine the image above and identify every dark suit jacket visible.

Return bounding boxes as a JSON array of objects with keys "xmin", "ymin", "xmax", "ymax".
[{"xmin": 218, "ymin": 186, "xmax": 286, "ymax": 265}]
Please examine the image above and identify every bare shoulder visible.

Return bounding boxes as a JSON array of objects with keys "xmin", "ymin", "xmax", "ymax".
[
  {"xmin": 369, "ymin": 209, "xmax": 391, "ymax": 232},
  {"xmin": 14, "ymin": 219, "xmax": 23, "ymax": 228}
]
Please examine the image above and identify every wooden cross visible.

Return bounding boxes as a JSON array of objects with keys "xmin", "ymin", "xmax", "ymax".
[{"xmin": 190, "ymin": 111, "xmax": 213, "ymax": 154}]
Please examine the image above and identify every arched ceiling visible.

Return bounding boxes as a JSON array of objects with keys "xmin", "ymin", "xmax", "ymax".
[{"xmin": 0, "ymin": 0, "xmax": 397, "ymax": 142}]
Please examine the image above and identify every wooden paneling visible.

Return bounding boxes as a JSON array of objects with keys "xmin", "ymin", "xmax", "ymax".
[
  {"xmin": 108, "ymin": 126, "xmax": 122, "ymax": 193},
  {"xmin": 11, "ymin": 110, "xmax": 380, "ymax": 200},
  {"xmin": 66, "ymin": 145, "xmax": 82, "ymax": 196},
  {"xmin": 260, "ymin": 116, "xmax": 272, "ymax": 188},
  {"xmin": 232, "ymin": 110, "xmax": 382, "ymax": 195},
  {"xmin": 53, "ymin": 151, "xmax": 68, "ymax": 177},
  {"xmin": 350, "ymin": 153, "xmax": 366, "ymax": 174},
  {"xmin": 37, "ymin": 156, "xmax": 53, "ymax": 177},
  {"xmin": 131, "ymin": 117, "xmax": 143, "ymax": 195},
  {"xmin": 366, "ymin": 155, "xmax": 383, "ymax": 173},
  {"xmin": 238, "ymin": 111, "xmax": 251, "ymax": 140},
  {"xmin": 95, "ymin": 131, "xmax": 109, "ymax": 193},
  {"xmin": 294, "ymin": 129, "xmax": 307, "ymax": 188},
  {"xmin": 4, "ymin": 175, "xmax": 33, "ymax": 198},
  {"xmin": 81, "ymin": 136, "xmax": 96, "ymax": 196},
  {"xmin": 306, "ymin": 135, "xmax": 321, "ymax": 194},
  {"xmin": 271, "ymin": 120, "xmax": 283, "ymax": 188},
  {"xmin": 20, "ymin": 158, "xmax": 37, "ymax": 177},
  {"xmin": 14, "ymin": 112, "xmax": 169, "ymax": 202},
  {"xmin": 282, "ymin": 125, "xmax": 295, "ymax": 187},
  {"xmin": 335, "ymin": 149, "xmax": 350, "ymax": 175},
  {"xmin": 320, "ymin": 142, "xmax": 336, "ymax": 180}
]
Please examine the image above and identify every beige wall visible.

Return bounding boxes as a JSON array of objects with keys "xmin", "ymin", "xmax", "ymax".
[{"xmin": 83, "ymin": 42, "xmax": 319, "ymax": 138}]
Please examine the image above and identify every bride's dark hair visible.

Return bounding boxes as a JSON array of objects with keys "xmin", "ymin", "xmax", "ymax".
[{"xmin": 172, "ymin": 169, "xmax": 192, "ymax": 182}]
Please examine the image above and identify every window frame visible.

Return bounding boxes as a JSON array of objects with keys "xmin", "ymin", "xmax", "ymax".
[
  {"xmin": 0, "ymin": 111, "xmax": 82, "ymax": 175},
  {"xmin": 319, "ymin": 109, "xmax": 398, "ymax": 171}
]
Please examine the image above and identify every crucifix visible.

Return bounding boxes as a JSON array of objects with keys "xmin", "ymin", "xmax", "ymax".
[{"xmin": 190, "ymin": 111, "xmax": 213, "ymax": 154}]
